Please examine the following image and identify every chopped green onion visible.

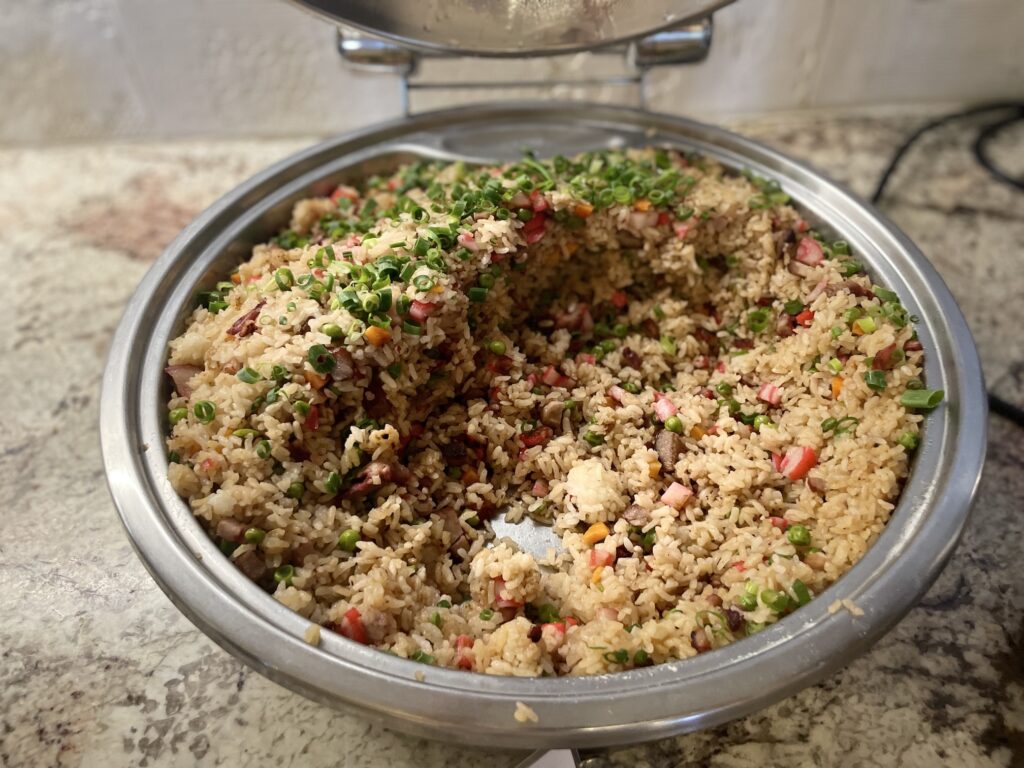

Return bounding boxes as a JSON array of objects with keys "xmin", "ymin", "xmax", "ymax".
[
  {"xmin": 232, "ymin": 428, "xmax": 259, "ymax": 438},
  {"xmin": 783, "ymin": 299, "xmax": 804, "ymax": 316},
  {"xmin": 273, "ymin": 268, "xmax": 294, "ymax": 291},
  {"xmin": 852, "ymin": 316, "xmax": 877, "ymax": 335},
  {"xmin": 236, "ymin": 367, "xmax": 261, "ymax": 384},
  {"xmin": 468, "ymin": 286, "xmax": 488, "ymax": 303},
  {"xmin": 864, "ymin": 370, "xmax": 887, "ymax": 392},
  {"xmin": 583, "ymin": 430, "xmax": 605, "ymax": 447},
  {"xmin": 659, "ymin": 336, "xmax": 677, "ymax": 356},
  {"xmin": 792, "ymin": 579, "xmax": 812, "ymax": 606},
  {"xmin": 602, "ymin": 648, "xmax": 629, "ymax": 664},
  {"xmin": 403, "ymin": 320, "xmax": 423, "ymax": 336},
  {"xmin": 900, "ymin": 388, "xmax": 944, "ymax": 410},
  {"xmin": 827, "ymin": 358, "xmax": 843, "ymax": 374},
  {"xmin": 193, "ymin": 401, "xmax": 216, "ymax": 423},
  {"xmin": 274, "ymin": 565, "xmax": 294, "ymax": 585},
  {"xmin": 537, "ymin": 603, "xmax": 560, "ymax": 624},
  {"xmin": 898, "ymin": 431, "xmax": 920, "ymax": 450},
  {"xmin": 410, "ymin": 650, "xmax": 435, "ymax": 665},
  {"xmin": 479, "ymin": 608, "xmax": 494, "ymax": 621},
  {"xmin": 307, "ymin": 344, "xmax": 335, "ymax": 374},
  {"xmin": 738, "ymin": 593, "xmax": 758, "ymax": 612},
  {"xmin": 255, "ymin": 440, "xmax": 272, "ymax": 459},
  {"xmin": 747, "ymin": 308, "xmax": 770, "ymax": 333}
]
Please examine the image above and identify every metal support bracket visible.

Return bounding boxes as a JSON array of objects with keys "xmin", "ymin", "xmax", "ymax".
[{"xmin": 336, "ymin": 17, "xmax": 714, "ymax": 114}]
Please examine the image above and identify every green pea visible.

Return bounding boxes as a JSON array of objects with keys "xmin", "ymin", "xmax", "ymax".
[
  {"xmin": 321, "ymin": 323, "xmax": 344, "ymax": 339},
  {"xmin": 338, "ymin": 529, "xmax": 360, "ymax": 551},
  {"xmin": 244, "ymin": 528, "xmax": 265, "ymax": 545},
  {"xmin": 623, "ymin": 381, "xmax": 641, "ymax": 394},
  {"xmin": 255, "ymin": 440, "xmax": 272, "ymax": 459},
  {"xmin": 324, "ymin": 471, "xmax": 341, "ymax": 494},
  {"xmin": 487, "ymin": 339, "xmax": 507, "ymax": 355},
  {"xmin": 787, "ymin": 524, "xmax": 811, "ymax": 546},
  {"xmin": 286, "ymin": 481, "xmax": 305, "ymax": 499},
  {"xmin": 583, "ymin": 430, "xmax": 605, "ymax": 447},
  {"xmin": 664, "ymin": 415, "xmax": 683, "ymax": 433},
  {"xmin": 274, "ymin": 564, "xmax": 294, "ymax": 585},
  {"xmin": 897, "ymin": 431, "xmax": 919, "ymax": 451},
  {"xmin": 168, "ymin": 407, "xmax": 188, "ymax": 425}
]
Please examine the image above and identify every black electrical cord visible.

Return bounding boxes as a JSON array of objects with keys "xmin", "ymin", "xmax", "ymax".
[{"xmin": 869, "ymin": 101, "xmax": 1024, "ymax": 427}]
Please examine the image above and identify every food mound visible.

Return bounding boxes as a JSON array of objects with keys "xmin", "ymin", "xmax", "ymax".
[{"xmin": 165, "ymin": 148, "xmax": 942, "ymax": 676}]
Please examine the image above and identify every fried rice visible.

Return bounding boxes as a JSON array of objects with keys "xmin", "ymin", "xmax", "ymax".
[{"xmin": 164, "ymin": 148, "xmax": 940, "ymax": 676}]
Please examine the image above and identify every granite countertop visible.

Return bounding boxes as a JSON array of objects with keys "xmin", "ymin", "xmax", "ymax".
[{"xmin": 1, "ymin": 111, "xmax": 1021, "ymax": 768}]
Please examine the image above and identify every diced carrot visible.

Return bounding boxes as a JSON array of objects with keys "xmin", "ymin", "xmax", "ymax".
[
  {"xmin": 305, "ymin": 369, "xmax": 327, "ymax": 390},
  {"xmin": 573, "ymin": 202, "xmax": 594, "ymax": 219},
  {"xmin": 230, "ymin": 272, "xmax": 241, "ymax": 284},
  {"xmin": 633, "ymin": 199, "xmax": 652, "ymax": 212},
  {"xmin": 364, "ymin": 326, "xmax": 391, "ymax": 347},
  {"xmin": 689, "ymin": 425, "xmax": 706, "ymax": 440},
  {"xmin": 564, "ymin": 241, "xmax": 580, "ymax": 256},
  {"xmin": 582, "ymin": 522, "xmax": 610, "ymax": 545},
  {"xmin": 461, "ymin": 466, "xmax": 479, "ymax": 485},
  {"xmin": 338, "ymin": 607, "xmax": 368, "ymax": 644},
  {"xmin": 831, "ymin": 376, "xmax": 843, "ymax": 399},
  {"xmin": 795, "ymin": 309, "xmax": 815, "ymax": 327}
]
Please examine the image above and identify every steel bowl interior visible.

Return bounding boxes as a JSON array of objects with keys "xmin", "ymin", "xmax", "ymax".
[{"xmin": 100, "ymin": 103, "xmax": 985, "ymax": 750}]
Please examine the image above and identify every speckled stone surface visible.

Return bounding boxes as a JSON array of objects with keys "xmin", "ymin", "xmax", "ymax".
[{"xmin": 1, "ymin": 112, "xmax": 1021, "ymax": 768}]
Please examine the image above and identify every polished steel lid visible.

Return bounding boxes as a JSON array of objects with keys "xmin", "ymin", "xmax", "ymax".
[{"xmin": 290, "ymin": 0, "xmax": 734, "ymax": 56}]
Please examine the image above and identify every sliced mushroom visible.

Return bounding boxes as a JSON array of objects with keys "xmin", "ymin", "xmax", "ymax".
[
  {"xmin": 539, "ymin": 400, "xmax": 565, "ymax": 429},
  {"xmin": 622, "ymin": 503, "xmax": 649, "ymax": 526},
  {"xmin": 234, "ymin": 549, "xmax": 267, "ymax": 582},
  {"xmin": 654, "ymin": 429, "xmax": 683, "ymax": 475}
]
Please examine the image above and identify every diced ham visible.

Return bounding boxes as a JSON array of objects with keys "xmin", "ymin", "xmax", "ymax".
[
  {"xmin": 338, "ymin": 607, "xmax": 368, "ymax": 644},
  {"xmin": 597, "ymin": 607, "xmax": 619, "ymax": 621},
  {"xmin": 780, "ymin": 446, "xmax": 817, "ymax": 480},
  {"xmin": 409, "ymin": 300, "xmax": 439, "ymax": 324},
  {"xmin": 588, "ymin": 549, "xmax": 616, "ymax": 568},
  {"xmin": 226, "ymin": 300, "xmax": 266, "ymax": 338},
  {"xmin": 303, "ymin": 405, "xmax": 319, "ymax": 431},
  {"xmin": 520, "ymin": 426, "xmax": 553, "ymax": 448},
  {"xmin": 330, "ymin": 185, "xmax": 359, "ymax": 203},
  {"xmin": 522, "ymin": 213, "xmax": 547, "ymax": 244},
  {"xmin": 493, "ymin": 577, "xmax": 522, "ymax": 609},
  {"xmin": 769, "ymin": 516, "xmax": 789, "ymax": 530},
  {"xmin": 165, "ymin": 364, "xmax": 202, "ymax": 398},
  {"xmin": 771, "ymin": 452, "xmax": 784, "ymax": 473},
  {"xmin": 610, "ymin": 290, "xmax": 629, "ymax": 309},
  {"xmin": 795, "ymin": 237, "xmax": 824, "ymax": 266},
  {"xmin": 345, "ymin": 461, "xmax": 412, "ymax": 497},
  {"xmin": 540, "ymin": 365, "xmax": 574, "ymax": 388},
  {"xmin": 806, "ymin": 278, "xmax": 830, "ymax": 303},
  {"xmin": 216, "ymin": 519, "xmax": 247, "ymax": 543},
  {"xmin": 554, "ymin": 303, "xmax": 590, "ymax": 331},
  {"xmin": 872, "ymin": 343, "xmax": 899, "ymax": 370},
  {"xmin": 757, "ymin": 382, "xmax": 783, "ymax": 406},
  {"xmin": 531, "ymin": 479, "xmax": 549, "ymax": 497},
  {"xmin": 674, "ymin": 223, "xmax": 691, "ymax": 239},
  {"xmin": 455, "ymin": 634, "xmax": 475, "ymax": 670},
  {"xmin": 661, "ymin": 482, "xmax": 693, "ymax": 509},
  {"xmin": 608, "ymin": 385, "xmax": 628, "ymax": 404},
  {"xmin": 457, "ymin": 231, "xmax": 479, "ymax": 251},
  {"xmin": 529, "ymin": 190, "xmax": 549, "ymax": 212},
  {"xmin": 233, "ymin": 549, "xmax": 267, "ymax": 581},
  {"xmin": 653, "ymin": 394, "xmax": 678, "ymax": 421}
]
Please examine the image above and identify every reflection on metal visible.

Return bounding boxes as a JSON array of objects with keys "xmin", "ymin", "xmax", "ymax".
[
  {"xmin": 297, "ymin": 0, "xmax": 731, "ymax": 57},
  {"xmin": 336, "ymin": 18, "xmax": 712, "ymax": 114}
]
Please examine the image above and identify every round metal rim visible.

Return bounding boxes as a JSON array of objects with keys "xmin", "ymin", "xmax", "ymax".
[
  {"xmin": 288, "ymin": 0, "xmax": 735, "ymax": 58},
  {"xmin": 100, "ymin": 102, "xmax": 986, "ymax": 749}
]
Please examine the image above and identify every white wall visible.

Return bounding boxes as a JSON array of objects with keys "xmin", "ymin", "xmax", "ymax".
[{"xmin": 1, "ymin": 0, "xmax": 1021, "ymax": 144}]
